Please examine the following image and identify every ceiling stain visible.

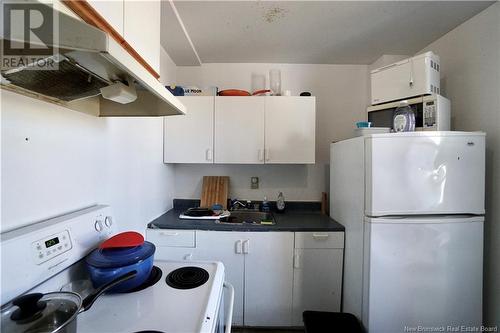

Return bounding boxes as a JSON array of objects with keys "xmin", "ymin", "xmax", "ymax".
[{"xmin": 262, "ymin": 6, "xmax": 289, "ymax": 23}]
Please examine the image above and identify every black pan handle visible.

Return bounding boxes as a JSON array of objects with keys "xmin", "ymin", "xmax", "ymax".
[{"xmin": 80, "ymin": 270, "xmax": 137, "ymax": 312}]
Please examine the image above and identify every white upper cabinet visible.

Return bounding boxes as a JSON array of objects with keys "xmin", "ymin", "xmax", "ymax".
[
  {"xmin": 164, "ymin": 96, "xmax": 214, "ymax": 164},
  {"xmin": 163, "ymin": 96, "xmax": 316, "ymax": 164},
  {"xmin": 79, "ymin": 1, "xmax": 161, "ymax": 75},
  {"xmin": 264, "ymin": 97, "xmax": 316, "ymax": 164},
  {"xmin": 123, "ymin": 0, "xmax": 161, "ymax": 74},
  {"xmin": 86, "ymin": 0, "xmax": 124, "ymax": 35},
  {"xmin": 215, "ymin": 97, "xmax": 265, "ymax": 164}
]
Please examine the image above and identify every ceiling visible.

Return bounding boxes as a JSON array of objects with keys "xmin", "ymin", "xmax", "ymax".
[{"xmin": 161, "ymin": 1, "xmax": 495, "ymax": 65}]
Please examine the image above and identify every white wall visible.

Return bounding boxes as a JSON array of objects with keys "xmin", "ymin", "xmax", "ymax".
[
  {"xmin": 160, "ymin": 46, "xmax": 177, "ymax": 85},
  {"xmin": 0, "ymin": 90, "xmax": 174, "ymax": 234},
  {"xmin": 0, "ymin": 47, "xmax": 179, "ymax": 233},
  {"xmin": 174, "ymin": 63, "xmax": 368, "ymax": 200},
  {"xmin": 419, "ymin": 2, "xmax": 500, "ymax": 326}
]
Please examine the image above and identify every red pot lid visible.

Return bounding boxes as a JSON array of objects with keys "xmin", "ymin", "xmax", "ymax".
[{"xmin": 99, "ymin": 231, "xmax": 144, "ymax": 249}]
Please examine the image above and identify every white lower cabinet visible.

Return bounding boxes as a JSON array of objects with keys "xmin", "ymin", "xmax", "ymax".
[
  {"xmin": 195, "ymin": 231, "xmax": 246, "ymax": 325},
  {"xmin": 243, "ymin": 232, "xmax": 294, "ymax": 326},
  {"xmin": 146, "ymin": 229, "xmax": 198, "ymax": 261},
  {"xmin": 195, "ymin": 231, "xmax": 294, "ymax": 327},
  {"xmin": 147, "ymin": 229, "xmax": 344, "ymax": 327},
  {"xmin": 292, "ymin": 232, "xmax": 344, "ymax": 326}
]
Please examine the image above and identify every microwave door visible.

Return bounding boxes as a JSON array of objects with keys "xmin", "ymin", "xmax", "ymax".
[{"xmin": 368, "ymin": 104, "xmax": 424, "ymax": 130}]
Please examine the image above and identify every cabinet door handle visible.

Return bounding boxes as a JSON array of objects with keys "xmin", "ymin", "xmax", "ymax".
[
  {"xmin": 235, "ymin": 240, "xmax": 242, "ymax": 254},
  {"xmin": 312, "ymin": 233, "xmax": 330, "ymax": 240},
  {"xmin": 265, "ymin": 149, "xmax": 270, "ymax": 162},
  {"xmin": 206, "ymin": 148, "xmax": 213, "ymax": 161},
  {"xmin": 242, "ymin": 240, "xmax": 249, "ymax": 254},
  {"xmin": 160, "ymin": 232, "xmax": 179, "ymax": 236},
  {"xmin": 293, "ymin": 253, "xmax": 300, "ymax": 269},
  {"xmin": 258, "ymin": 149, "xmax": 264, "ymax": 162}
]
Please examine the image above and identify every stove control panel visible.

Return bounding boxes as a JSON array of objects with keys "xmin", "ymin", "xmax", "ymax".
[
  {"xmin": 32, "ymin": 230, "xmax": 73, "ymax": 265},
  {"xmin": 1, "ymin": 205, "xmax": 115, "ymax": 305}
]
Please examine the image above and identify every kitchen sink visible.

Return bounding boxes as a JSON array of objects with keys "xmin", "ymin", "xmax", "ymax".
[{"xmin": 217, "ymin": 210, "xmax": 276, "ymax": 225}]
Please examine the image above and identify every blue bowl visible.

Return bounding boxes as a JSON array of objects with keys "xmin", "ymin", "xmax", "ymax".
[
  {"xmin": 85, "ymin": 241, "xmax": 155, "ymax": 293},
  {"xmin": 356, "ymin": 121, "xmax": 372, "ymax": 128},
  {"xmin": 86, "ymin": 254, "xmax": 153, "ymax": 293}
]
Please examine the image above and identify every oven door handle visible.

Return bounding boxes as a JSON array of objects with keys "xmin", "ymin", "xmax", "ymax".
[{"xmin": 223, "ymin": 282, "xmax": 235, "ymax": 333}]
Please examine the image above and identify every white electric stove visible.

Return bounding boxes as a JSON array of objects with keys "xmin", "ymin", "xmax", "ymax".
[
  {"xmin": 0, "ymin": 205, "xmax": 233, "ymax": 333},
  {"xmin": 78, "ymin": 260, "xmax": 228, "ymax": 333}
]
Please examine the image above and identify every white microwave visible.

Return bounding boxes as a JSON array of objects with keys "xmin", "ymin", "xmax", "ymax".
[{"xmin": 367, "ymin": 94, "xmax": 450, "ymax": 131}]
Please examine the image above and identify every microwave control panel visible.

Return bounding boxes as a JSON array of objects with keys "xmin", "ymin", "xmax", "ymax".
[
  {"xmin": 32, "ymin": 230, "xmax": 73, "ymax": 265},
  {"xmin": 423, "ymin": 101, "xmax": 436, "ymax": 128}
]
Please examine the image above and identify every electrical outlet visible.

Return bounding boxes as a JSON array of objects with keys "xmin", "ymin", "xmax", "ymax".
[{"xmin": 251, "ymin": 177, "xmax": 259, "ymax": 189}]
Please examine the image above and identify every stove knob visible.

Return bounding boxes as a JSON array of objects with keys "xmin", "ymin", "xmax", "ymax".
[
  {"xmin": 104, "ymin": 216, "xmax": 113, "ymax": 228},
  {"xmin": 94, "ymin": 220, "xmax": 103, "ymax": 232}
]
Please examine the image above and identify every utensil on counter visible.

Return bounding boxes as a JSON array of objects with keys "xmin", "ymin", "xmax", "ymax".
[
  {"xmin": 182, "ymin": 207, "xmax": 215, "ymax": 217},
  {"xmin": 0, "ymin": 271, "xmax": 136, "ymax": 333},
  {"xmin": 200, "ymin": 176, "xmax": 229, "ymax": 209},
  {"xmin": 99, "ymin": 231, "xmax": 144, "ymax": 249},
  {"xmin": 85, "ymin": 241, "xmax": 155, "ymax": 293},
  {"xmin": 218, "ymin": 89, "xmax": 251, "ymax": 96},
  {"xmin": 179, "ymin": 210, "xmax": 231, "ymax": 220}
]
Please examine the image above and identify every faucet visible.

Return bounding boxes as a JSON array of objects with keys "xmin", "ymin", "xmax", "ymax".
[{"xmin": 230, "ymin": 199, "xmax": 253, "ymax": 210}]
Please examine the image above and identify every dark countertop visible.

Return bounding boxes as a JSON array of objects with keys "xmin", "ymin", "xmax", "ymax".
[{"xmin": 147, "ymin": 199, "xmax": 344, "ymax": 232}]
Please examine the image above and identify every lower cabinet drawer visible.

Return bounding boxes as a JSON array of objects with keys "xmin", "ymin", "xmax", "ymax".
[
  {"xmin": 295, "ymin": 232, "xmax": 344, "ymax": 249},
  {"xmin": 146, "ymin": 229, "xmax": 196, "ymax": 247}
]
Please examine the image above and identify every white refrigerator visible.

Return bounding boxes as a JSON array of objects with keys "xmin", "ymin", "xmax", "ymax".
[{"xmin": 330, "ymin": 131, "xmax": 485, "ymax": 333}]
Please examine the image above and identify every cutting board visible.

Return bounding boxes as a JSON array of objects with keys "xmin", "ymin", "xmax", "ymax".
[{"xmin": 200, "ymin": 176, "xmax": 229, "ymax": 209}]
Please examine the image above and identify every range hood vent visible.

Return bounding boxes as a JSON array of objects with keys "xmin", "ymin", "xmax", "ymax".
[
  {"xmin": 3, "ymin": 56, "xmax": 109, "ymax": 102},
  {"xmin": 0, "ymin": 2, "xmax": 185, "ymax": 117}
]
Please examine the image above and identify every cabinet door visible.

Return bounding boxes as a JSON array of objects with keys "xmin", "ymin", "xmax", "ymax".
[
  {"xmin": 164, "ymin": 96, "xmax": 214, "ymax": 163},
  {"xmin": 123, "ymin": 1, "xmax": 161, "ymax": 73},
  {"xmin": 195, "ymin": 231, "xmax": 245, "ymax": 326},
  {"xmin": 292, "ymin": 248, "xmax": 344, "ymax": 326},
  {"xmin": 244, "ymin": 232, "xmax": 294, "ymax": 326},
  {"xmin": 264, "ymin": 97, "xmax": 316, "ymax": 164},
  {"xmin": 371, "ymin": 60, "xmax": 411, "ymax": 104},
  {"xmin": 215, "ymin": 97, "xmax": 265, "ymax": 164},
  {"xmin": 87, "ymin": 0, "xmax": 124, "ymax": 36}
]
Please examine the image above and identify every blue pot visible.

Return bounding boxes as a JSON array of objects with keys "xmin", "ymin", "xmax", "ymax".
[{"xmin": 85, "ymin": 241, "xmax": 155, "ymax": 293}]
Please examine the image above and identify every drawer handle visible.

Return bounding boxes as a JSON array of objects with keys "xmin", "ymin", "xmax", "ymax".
[
  {"xmin": 160, "ymin": 232, "xmax": 179, "ymax": 236},
  {"xmin": 312, "ymin": 233, "xmax": 329, "ymax": 240}
]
